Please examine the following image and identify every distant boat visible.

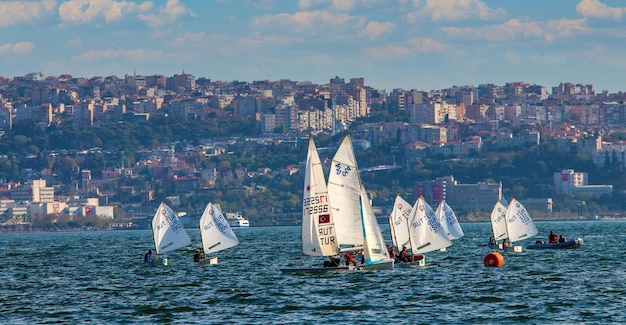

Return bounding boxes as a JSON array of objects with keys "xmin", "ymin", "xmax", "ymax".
[
  {"xmin": 198, "ymin": 202, "xmax": 240, "ymax": 264},
  {"xmin": 526, "ymin": 237, "xmax": 583, "ymax": 250},
  {"xmin": 407, "ymin": 196, "xmax": 453, "ymax": 255},
  {"xmin": 151, "ymin": 201, "xmax": 192, "ymax": 264},
  {"xmin": 498, "ymin": 197, "xmax": 539, "ymax": 252},
  {"xmin": 226, "ymin": 212, "xmax": 250, "ymax": 228},
  {"xmin": 434, "ymin": 199, "xmax": 464, "ymax": 240}
]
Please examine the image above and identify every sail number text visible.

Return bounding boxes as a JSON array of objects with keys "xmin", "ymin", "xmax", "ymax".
[{"xmin": 303, "ymin": 194, "xmax": 329, "ymax": 214}]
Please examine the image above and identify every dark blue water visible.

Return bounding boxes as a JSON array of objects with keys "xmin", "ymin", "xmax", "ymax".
[{"xmin": 1, "ymin": 220, "xmax": 624, "ymax": 324}]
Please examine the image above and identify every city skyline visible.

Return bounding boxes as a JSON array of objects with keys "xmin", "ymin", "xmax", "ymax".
[{"xmin": 2, "ymin": 0, "xmax": 626, "ymax": 92}]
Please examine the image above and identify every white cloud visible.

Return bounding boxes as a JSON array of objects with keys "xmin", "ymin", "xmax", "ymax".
[
  {"xmin": 443, "ymin": 18, "xmax": 587, "ymax": 42},
  {"xmin": 169, "ymin": 32, "xmax": 206, "ymax": 47},
  {"xmin": 58, "ymin": 0, "xmax": 153, "ymax": 24},
  {"xmin": 0, "ymin": 42, "xmax": 36, "ymax": 55},
  {"xmin": 298, "ymin": 0, "xmax": 392, "ymax": 11},
  {"xmin": 407, "ymin": 37, "xmax": 447, "ymax": 53},
  {"xmin": 359, "ymin": 21, "xmax": 395, "ymax": 40},
  {"xmin": 75, "ymin": 48, "xmax": 164, "ymax": 61},
  {"xmin": 0, "ymin": 0, "xmax": 56, "ymax": 27},
  {"xmin": 252, "ymin": 10, "xmax": 361, "ymax": 34},
  {"xmin": 363, "ymin": 37, "xmax": 446, "ymax": 59},
  {"xmin": 405, "ymin": 0, "xmax": 507, "ymax": 23},
  {"xmin": 576, "ymin": 0, "xmax": 626, "ymax": 20},
  {"xmin": 138, "ymin": 0, "xmax": 195, "ymax": 29}
]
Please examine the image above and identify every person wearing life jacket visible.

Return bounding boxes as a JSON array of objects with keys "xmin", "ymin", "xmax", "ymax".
[
  {"xmin": 399, "ymin": 246, "xmax": 410, "ymax": 262},
  {"xmin": 548, "ymin": 231, "xmax": 558, "ymax": 244},
  {"xmin": 343, "ymin": 251, "xmax": 357, "ymax": 266},
  {"xmin": 144, "ymin": 250, "xmax": 154, "ymax": 263}
]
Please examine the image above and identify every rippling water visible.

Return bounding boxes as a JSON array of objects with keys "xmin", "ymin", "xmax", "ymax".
[{"xmin": 1, "ymin": 220, "xmax": 624, "ymax": 324}]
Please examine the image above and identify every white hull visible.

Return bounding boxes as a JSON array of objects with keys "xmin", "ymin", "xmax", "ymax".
[{"xmin": 226, "ymin": 214, "xmax": 250, "ymax": 227}]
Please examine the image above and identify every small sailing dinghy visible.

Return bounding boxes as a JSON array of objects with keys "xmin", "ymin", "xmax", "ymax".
[
  {"xmin": 281, "ymin": 135, "xmax": 394, "ymax": 273},
  {"xmin": 151, "ymin": 201, "xmax": 192, "ymax": 265},
  {"xmin": 198, "ymin": 202, "xmax": 240, "ymax": 264},
  {"xmin": 388, "ymin": 194, "xmax": 425, "ymax": 266},
  {"xmin": 501, "ymin": 197, "xmax": 538, "ymax": 252},
  {"xmin": 489, "ymin": 199, "xmax": 509, "ymax": 249},
  {"xmin": 435, "ymin": 199, "xmax": 464, "ymax": 240},
  {"xmin": 406, "ymin": 196, "xmax": 453, "ymax": 258},
  {"xmin": 280, "ymin": 135, "xmax": 344, "ymax": 273}
]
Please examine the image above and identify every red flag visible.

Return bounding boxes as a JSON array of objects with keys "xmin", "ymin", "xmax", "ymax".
[{"xmin": 319, "ymin": 214, "xmax": 330, "ymax": 224}]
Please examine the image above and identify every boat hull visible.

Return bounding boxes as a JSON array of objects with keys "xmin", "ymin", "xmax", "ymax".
[
  {"xmin": 526, "ymin": 237, "xmax": 583, "ymax": 250},
  {"xmin": 395, "ymin": 255, "xmax": 426, "ymax": 266},
  {"xmin": 280, "ymin": 266, "xmax": 352, "ymax": 273},
  {"xmin": 362, "ymin": 258, "xmax": 395, "ymax": 270},
  {"xmin": 280, "ymin": 259, "xmax": 394, "ymax": 273}
]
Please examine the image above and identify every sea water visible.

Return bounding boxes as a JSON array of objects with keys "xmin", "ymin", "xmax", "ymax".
[{"xmin": 0, "ymin": 220, "xmax": 624, "ymax": 324}]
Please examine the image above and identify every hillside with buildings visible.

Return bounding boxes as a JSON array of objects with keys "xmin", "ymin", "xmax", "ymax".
[{"xmin": 1, "ymin": 72, "xmax": 626, "ymax": 229}]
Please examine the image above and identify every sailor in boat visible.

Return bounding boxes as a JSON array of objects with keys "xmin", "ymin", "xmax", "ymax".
[
  {"xmin": 399, "ymin": 246, "xmax": 410, "ymax": 263},
  {"xmin": 558, "ymin": 235, "xmax": 566, "ymax": 243},
  {"xmin": 144, "ymin": 250, "xmax": 154, "ymax": 263},
  {"xmin": 324, "ymin": 255, "xmax": 341, "ymax": 267},
  {"xmin": 194, "ymin": 249, "xmax": 203, "ymax": 262},
  {"xmin": 386, "ymin": 244, "xmax": 397, "ymax": 260},
  {"xmin": 502, "ymin": 239, "xmax": 510, "ymax": 248},
  {"xmin": 548, "ymin": 230, "xmax": 559, "ymax": 244},
  {"xmin": 343, "ymin": 251, "xmax": 359, "ymax": 267},
  {"xmin": 488, "ymin": 236, "xmax": 497, "ymax": 247}
]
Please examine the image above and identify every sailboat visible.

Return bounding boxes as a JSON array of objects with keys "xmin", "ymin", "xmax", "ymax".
[
  {"xmin": 151, "ymin": 201, "xmax": 192, "ymax": 265},
  {"xmin": 327, "ymin": 135, "xmax": 393, "ymax": 270},
  {"xmin": 198, "ymin": 202, "xmax": 240, "ymax": 264},
  {"xmin": 280, "ymin": 136, "xmax": 344, "ymax": 273},
  {"xmin": 489, "ymin": 199, "xmax": 509, "ymax": 249},
  {"xmin": 502, "ymin": 197, "xmax": 538, "ymax": 252},
  {"xmin": 434, "ymin": 200, "xmax": 464, "ymax": 240},
  {"xmin": 407, "ymin": 196, "xmax": 453, "ymax": 255},
  {"xmin": 388, "ymin": 194, "xmax": 413, "ymax": 255},
  {"xmin": 388, "ymin": 194, "xmax": 426, "ymax": 266}
]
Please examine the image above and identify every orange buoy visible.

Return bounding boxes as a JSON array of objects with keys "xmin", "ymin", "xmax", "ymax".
[{"xmin": 484, "ymin": 252, "xmax": 504, "ymax": 267}]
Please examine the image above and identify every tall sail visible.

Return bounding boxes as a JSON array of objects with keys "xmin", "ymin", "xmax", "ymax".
[
  {"xmin": 435, "ymin": 200, "xmax": 464, "ymax": 240},
  {"xmin": 505, "ymin": 197, "xmax": 538, "ymax": 243},
  {"xmin": 327, "ymin": 135, "xmax": 363, "ymax": 249},
  {"xmin": 151, "ymin": 201, "xmax": 192, "ymax": 255},
  {"xmin": 408, "ymin": 196, "xmax": 453, "ymax": 254},
  {"xmin": 301, "ymin": 136, "xmax": 339, "ymax": 257},
  {"xmin": 199, "ymin": 202, "xmax": 240, "ymax": 255},
  {"xmin": 359, "ymin": 185, "xmax": 391, "ymax": 264},
  {"xmin": 490, "ymin": 199, "xmax": 509, "ymax": 241},
  {"xmin": 388, "ymin": 194, "xmax": 412, "ymax": 250}
]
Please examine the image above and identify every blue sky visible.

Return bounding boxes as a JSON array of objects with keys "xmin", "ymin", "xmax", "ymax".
[{"xmin": 1, "ymin": 0, "xmax": 626, "ymax": 92}]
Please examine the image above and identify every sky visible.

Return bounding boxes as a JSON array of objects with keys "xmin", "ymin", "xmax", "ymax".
[{"xmin": 1, "ymin": 0, "xmax": 626, "ymax": 93}]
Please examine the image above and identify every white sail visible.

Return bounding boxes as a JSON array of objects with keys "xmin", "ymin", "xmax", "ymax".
[
  {"xmin": 408, "ymin": 196, "xmax": 453, "ymax": 254},
  {"xmin": 301, "ymin": 136, "xmax": 339, "ymax": 257},
  {"xmin": 327, "ymin": 134, "xmax": 393, "ymax": 269},
  {"xmin": 359, "ymin": 185, "xmax": 391, "ymax": 264},
  {"xmin": 504, "ymin": 197, "xmax": 539, "ymax": 243},
  {"xmin": 490, "ymin": 199, "xmax": 509, "ymax": 241},
  {"xmin": 327, "ymin": 135, "xmax": 363, "ymax": 249},
  {"xmin": 199, "ymin": 202, "xmax": 240, "ymax": 255},
  {"xmin": 388, "ymin": 194, "xmax": 412, "ymax": 250},
  {"xmin": 435, "ymin": 200, "xmax": 464, "ymax": 240},
  {"xmin": 151, "ymin": 201, "xmax": 192, "ymax": 255}
]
